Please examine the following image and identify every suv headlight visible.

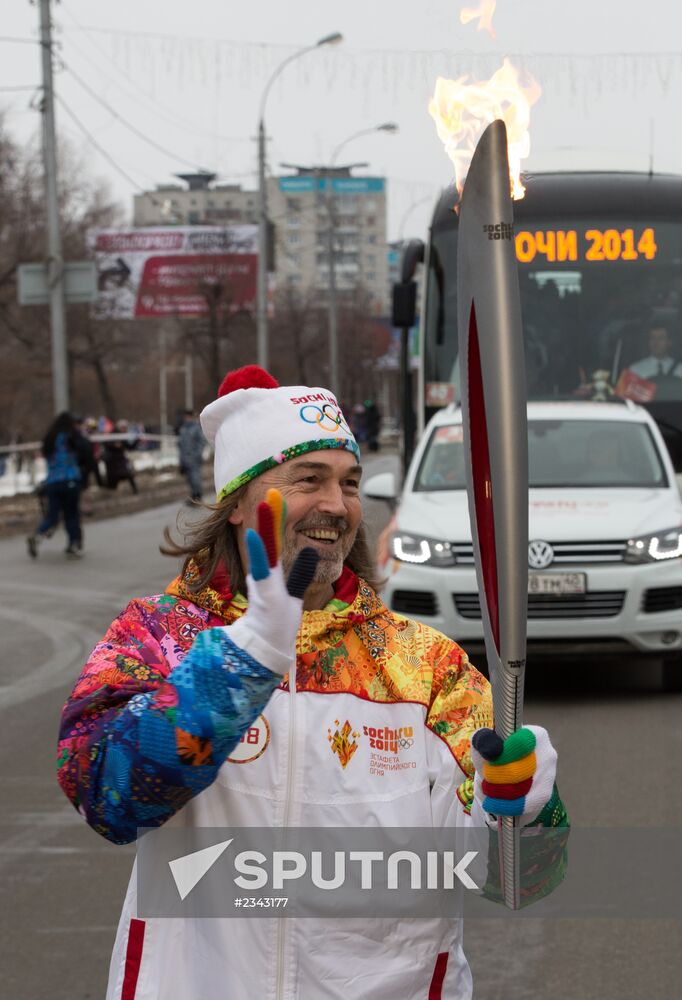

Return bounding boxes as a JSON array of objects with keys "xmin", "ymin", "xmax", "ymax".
[
  {"xmin": 624, "ymin": 526, "xmax": 682, "ymax": 563},
  {"xmin": 392, "ymin": 533, "xmax": 456, "ymax": 566}
]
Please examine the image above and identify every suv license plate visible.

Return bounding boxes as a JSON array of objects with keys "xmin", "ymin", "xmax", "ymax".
[{"xmin": 528, "ymin": 572, "xmax": 586, "ymax": 595}]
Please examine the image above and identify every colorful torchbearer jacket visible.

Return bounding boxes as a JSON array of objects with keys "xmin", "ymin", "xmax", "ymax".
[{"xmin": 57, "ymin": 565, "xmax": 567, "ymax": 1000}]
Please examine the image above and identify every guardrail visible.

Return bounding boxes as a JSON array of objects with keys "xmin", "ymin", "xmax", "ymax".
[{"xmin": 0, "ymin": 434, "xmax": 189, "ymax": 498}]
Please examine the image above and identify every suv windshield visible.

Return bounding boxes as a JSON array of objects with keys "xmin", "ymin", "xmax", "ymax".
[{"xmin": 415, "ymin": 418, "xmax": 668, "ymax": 490}]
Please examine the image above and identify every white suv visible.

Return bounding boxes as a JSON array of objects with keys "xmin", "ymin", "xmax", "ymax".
[{"xmin": 364, "ymin": 401, "xmax": 682, "ymax": 681}]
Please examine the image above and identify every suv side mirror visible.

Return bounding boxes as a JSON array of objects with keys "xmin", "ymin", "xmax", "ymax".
[{"xmin": 362, "ymin": 471, "xmax": 397, "ymax": 504}]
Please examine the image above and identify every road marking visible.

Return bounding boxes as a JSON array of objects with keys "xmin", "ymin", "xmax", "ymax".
[{"xmin": 0, "ymin": 606, "xmax": 101, "ymax": 712}]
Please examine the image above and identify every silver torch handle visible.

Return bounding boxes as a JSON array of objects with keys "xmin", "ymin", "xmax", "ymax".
[{"xmin": 456, "ymin": 120, "xmax": 529, "ymax": 909}]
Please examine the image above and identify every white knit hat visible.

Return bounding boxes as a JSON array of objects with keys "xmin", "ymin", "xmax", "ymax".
[{"xmin": 200, "ymin": 366, "xmax": 360, "ymax": 499}]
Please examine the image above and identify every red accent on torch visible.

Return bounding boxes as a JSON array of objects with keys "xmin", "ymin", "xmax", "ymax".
[{"xmin": 467, "ymin": 302, "xmax": 500, "ymax": 655}]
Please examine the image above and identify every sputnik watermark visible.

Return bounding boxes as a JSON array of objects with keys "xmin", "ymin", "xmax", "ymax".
[
  {"xmin": 168, "ymin": 841, "xmax": 479, "ymax": 900},
  {"xmin": 138, "ymin": 826, "xmax": 491, "ymax": 918}
]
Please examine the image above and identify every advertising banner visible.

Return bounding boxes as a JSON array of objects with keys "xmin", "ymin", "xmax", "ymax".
[{"xmin": 89, "ymin": 226, "xmax": 258, "ymax": 320}]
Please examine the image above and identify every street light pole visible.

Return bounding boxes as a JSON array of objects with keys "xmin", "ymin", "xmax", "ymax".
[
  {"xmin": 326, "ymin": 185, "xmax": 339, "ymax": 400},
  {"xmin": 326, "ymin": 123, "xmax": 399, "ymax": 399},
  {"xmin": 257, "ymin": 117, "xmax": 268, "ymax": 369},
  {"xmin": 256, "ymin": 32, "xmax": 342, "ymax": 371},
  {"xmin": 38, "ymin": 0, "xmax": 68, "ymax": 414}
]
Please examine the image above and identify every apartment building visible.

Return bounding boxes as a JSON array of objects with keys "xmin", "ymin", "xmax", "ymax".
[
  {"xmin": 268, "ymin": 168, "xmax": 389, "ymax": 315},
  {"xmin": 133, "ymin": 173, "xmax": 259, "ymax": 227},
  {"xmin": 132, "ymin": 169, "xmax": 390, "ymax": 315}
]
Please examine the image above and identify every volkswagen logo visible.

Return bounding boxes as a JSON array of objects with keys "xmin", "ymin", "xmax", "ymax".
[{"xmin": 528, "ymin": 540, "xmax": 554, "ymax": 569}]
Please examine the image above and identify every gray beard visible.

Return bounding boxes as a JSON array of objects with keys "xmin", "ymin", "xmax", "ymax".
[{"xmin": 282, "ymin": 530, "xmax": 355, "ymax": 587}]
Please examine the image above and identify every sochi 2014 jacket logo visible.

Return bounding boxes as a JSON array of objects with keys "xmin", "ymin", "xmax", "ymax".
[{"xmin": 363, "ymin": 724, "xmax": 414, "ymax": 754}]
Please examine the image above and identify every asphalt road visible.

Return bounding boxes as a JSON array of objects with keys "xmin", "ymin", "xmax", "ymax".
[{"xmin": 1, "ymin": 451, "xmax": 680, "ymax": 999}]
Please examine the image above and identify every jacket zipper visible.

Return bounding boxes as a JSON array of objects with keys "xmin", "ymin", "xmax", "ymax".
[{"xmin": 276, "ymin": 657, "xmax": 297, "ymax": 1000}]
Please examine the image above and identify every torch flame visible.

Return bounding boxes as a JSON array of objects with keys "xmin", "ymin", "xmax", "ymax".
[
  {"xmin": 428, "ymin": 58, "xmax": 541, "ymax": 200},
  {"xmin": 460, "ymin": 1, "xmax": 497, "ymax": 38}
]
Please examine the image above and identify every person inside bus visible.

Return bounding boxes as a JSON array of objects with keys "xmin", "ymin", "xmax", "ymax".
[{"xmin": 629, "ymin": 324, "xmax": 682, "ymax": 379}]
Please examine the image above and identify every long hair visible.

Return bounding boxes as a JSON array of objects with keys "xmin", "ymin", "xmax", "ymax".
[
  {"xmin": 161, "ymin": 489, "xmax": 384, "ymax": 597},
  {"xmin": 43, "ymin": 411, "xmax": 76, "ymax": 459},
  {"xmin": 161, "ymin": 487, "xmax": 249, "ymax": 596}
]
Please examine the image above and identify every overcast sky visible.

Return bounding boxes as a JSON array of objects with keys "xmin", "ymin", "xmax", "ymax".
[{"xmin": 4, "ymin": 1, "xmax": 682, "ymax": 239}]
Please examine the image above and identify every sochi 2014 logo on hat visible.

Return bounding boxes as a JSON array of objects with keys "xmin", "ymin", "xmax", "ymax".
[{"xmin": 290, "ymin": 392, "xmax": 352, "ymax": 436}]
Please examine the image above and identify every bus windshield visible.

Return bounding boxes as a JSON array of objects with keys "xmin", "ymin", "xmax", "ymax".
[{"xmin": 424, "ymin": 218, "xmax": 682, "ymax": 405}]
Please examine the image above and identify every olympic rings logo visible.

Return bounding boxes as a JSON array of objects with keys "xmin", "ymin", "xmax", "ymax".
[
  {"xmin": 300, "ymin": 403, "xmax": 351, "ymax": 435},
  {"xmin": 397, "ymin": 738, "xmax": 414, "ymax": 750}
]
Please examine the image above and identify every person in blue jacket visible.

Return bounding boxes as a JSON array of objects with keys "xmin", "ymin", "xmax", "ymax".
[{"xmin": 27, "ymin": 412, "xmax": 84, "ymax": 559}]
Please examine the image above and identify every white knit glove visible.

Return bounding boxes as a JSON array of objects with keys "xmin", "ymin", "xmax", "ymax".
[
  {"xmin": 224, "ymin": 488, "xmax": 318, "ymax": 676},
  {"xmin": 470, "ymin": 725, "xmax": 557, "ymax": 826}
]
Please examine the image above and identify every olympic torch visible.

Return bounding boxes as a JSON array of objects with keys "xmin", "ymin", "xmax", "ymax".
[{"xmin": 456, "ymin": 119, "xmax": 528, "ymax": 909}]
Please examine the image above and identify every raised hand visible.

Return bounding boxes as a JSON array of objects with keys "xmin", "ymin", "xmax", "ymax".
[
  {"xmin": 471, "ymin": 725, "xmax": 557, "ymax": 826},
  {"xmin": 223, "ymin": 488, "xmax": 319, "ymax": 675}
]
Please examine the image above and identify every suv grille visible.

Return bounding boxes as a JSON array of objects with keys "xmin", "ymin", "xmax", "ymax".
[
  {"xmin": 642, "ymin": 587, "xmax": 682, "ymax": 613},
  {"xmin": 454, "ymin": 592, "xmax": 626, "ymax": 619},
  {"xmin": 392, "ymin": 590, "xmax": 439, "ymax": 616},
  {"xmin": 451, "ymin": 541, "xmax": 627, "ymax": 566}
]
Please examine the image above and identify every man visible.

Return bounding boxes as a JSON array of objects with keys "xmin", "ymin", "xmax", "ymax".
[
  {"xmin": 629, "ymin": 324, "xmax": 682, "ymax": 379},
  {"xmin": 73, "ymin": 417, "xmax": 103, "ymax": 491},
  {"xmin": 177, "ymin": 407, "xmax": 206, "ymax": 502},
  {"xmin": 57, "ymin": 366, "xmax": 566, "ymax": 1000},
  {"xmin": 103, "ymin": 420, "xmax": 138, "ymax": 494},
  {"xmin": 364, "ymin": 398, "xmax": 382, "ymax": 452}
]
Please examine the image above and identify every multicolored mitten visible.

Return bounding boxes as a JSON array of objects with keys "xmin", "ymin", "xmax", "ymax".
[
  {"xmin": 224, "ymin": 488, "xmax": 319, "ymax": 675},
  {"xmin": 471, "ymin": 725, "xmax": 557, "ymax": 826}
]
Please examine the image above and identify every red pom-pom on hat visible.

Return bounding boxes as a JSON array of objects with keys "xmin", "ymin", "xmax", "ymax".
[{"xmin": 218, "ymin": 365, "xmax": 279, "ymax": 398}]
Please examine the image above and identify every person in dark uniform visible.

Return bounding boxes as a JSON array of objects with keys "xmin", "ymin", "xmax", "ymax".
[
  {"xmin": 103, "ymin": 421, "xmax": 138, "ymax": 494},
  {"xmin": 363, "ymin": 399, "xmax": 381, "ymax": 452}
]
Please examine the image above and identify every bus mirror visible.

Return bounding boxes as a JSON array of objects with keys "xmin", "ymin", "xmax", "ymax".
[
  {"xmin": 400, "ymin": 238, "xmax": 425, "ymax": 282},
  {"xmin": 392, "ymin": 281, "xmax": 417, "ymax": 328}
]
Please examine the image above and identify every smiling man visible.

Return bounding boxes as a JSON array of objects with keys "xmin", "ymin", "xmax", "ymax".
[
  {"xmin": 57, "ymin": 366, "xmax": 567, "ymax": 1000},
  {"xmin": 229, "ymin": 454, "xmax": 364, "ymax": 599}
]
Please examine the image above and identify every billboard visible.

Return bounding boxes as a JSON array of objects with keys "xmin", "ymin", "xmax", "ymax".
[{"xmin": 89, "ymin": 226, "xmax": 258, "ymax": 319}]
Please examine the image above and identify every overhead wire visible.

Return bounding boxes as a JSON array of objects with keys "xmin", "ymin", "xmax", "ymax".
[
  {"xmin": 55, "ymin": 94, "xmax": 166, "ymax": 203},
  {"xmin": 56, "ymin": 95, "xmax": 256, "ymax": 215},
  {"xmin": 50, "ymin": 27, "xmax": 682, "ymax": 59},
  {"xmin": 58, "ymin": 4, "xmax": 252, "ymax": 145},
  {"xmin": 60, "ymin": 59, "xmax": 211, "ymax": 172},
  {"xmin": 55, "ymin": 15, "xmax": 437, "ymax": 207},
  {"xmin": 54, "ymin": 16, "xmax": 402, "ymax": 234}
]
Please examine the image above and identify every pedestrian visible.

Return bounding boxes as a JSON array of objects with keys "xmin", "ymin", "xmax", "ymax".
[
  {"xmin": 103, "ymin": 421, "xmax": 138, "ymax": 493},
  {"xmin": 73, "ymin": 417, "xmax": 103, "ymax": 490},
  {"xmin": 27, "ymin": 412, "xmax": 83, "ymax": 558},
  {"xmin": 364, "ymin": 398, "xmax": 382, "ymax": 451},
  {"xmin": 177, "ymin": 408, "xmax": 205, "ymax": 503},
  {"xmin": 57, "ymin": 365, "xmax": 567, "ymax": 1000},
  {"xmin": 350, "ymin": 402, "xmax": 366, "ymax": 442}
]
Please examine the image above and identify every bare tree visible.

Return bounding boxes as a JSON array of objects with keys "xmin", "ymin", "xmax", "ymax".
[
  {"xmin": 270, "ymin": 285, "xmax": 326, "ymax": 385},
  {"xmin": 0, "ymin": 116, "xmax": 124, "ymax": 436}
]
